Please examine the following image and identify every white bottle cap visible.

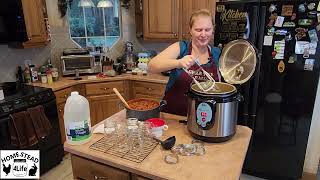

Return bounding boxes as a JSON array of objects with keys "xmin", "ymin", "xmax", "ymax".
[{"xmin": 71, "ymin": 91, "xmax": 79, "ymax": 96}]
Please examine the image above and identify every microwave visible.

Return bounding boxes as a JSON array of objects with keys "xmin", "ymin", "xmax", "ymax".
[{"xmin": 61, "ymin": 55, "xmax": 102, "ymax": 76}]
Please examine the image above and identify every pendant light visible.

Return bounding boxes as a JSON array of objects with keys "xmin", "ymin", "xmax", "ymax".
[
  {"xmin": 97, "ymin": 0, "xmax": 113, "ymax": 8},
  {"xmin": 78, "ymin": 0, "xmax": 95, "ymax": 7}
]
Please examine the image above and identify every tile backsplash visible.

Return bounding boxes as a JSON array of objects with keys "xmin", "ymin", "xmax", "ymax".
[{"xmin": 0, "ymin": 45, "xmax": 51, "ymax": 83}]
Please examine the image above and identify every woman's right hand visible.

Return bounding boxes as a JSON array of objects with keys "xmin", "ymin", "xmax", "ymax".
[{"xmin": 178, "ymin": 55, "xmax": 197, "ymax": 69}]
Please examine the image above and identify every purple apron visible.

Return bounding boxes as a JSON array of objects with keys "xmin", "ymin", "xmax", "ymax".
[{"xmin": 162, "ymin": 45, "xmax": 219, "ymax": 116}]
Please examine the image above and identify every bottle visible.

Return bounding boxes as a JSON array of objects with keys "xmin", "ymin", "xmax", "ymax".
[
  {"xmin": 29, "ymin": 64, "xmax": 38, "ymax": 82},
  {"xmin": 64, "ymin": 91, "xmax": 91, "ymax": 145},
  {"xmin": 17, "ymin": 66, "xmax": 24, "ymax": 83},
  {"xmin": 46, "ymin": 69, "xmax": 53, "ymax": 84},
  {"xmin": 24, "ymin": 65, "xmax": 31, "ymax": 83}
]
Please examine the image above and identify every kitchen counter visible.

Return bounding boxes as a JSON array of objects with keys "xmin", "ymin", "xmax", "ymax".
[
  {"xmin": 31, "ymin": 73, "xmax": 169, "ymax": 91},
  {"xmin": 64, "ymin": 110, "xmax": 252, "ymax": 180}
]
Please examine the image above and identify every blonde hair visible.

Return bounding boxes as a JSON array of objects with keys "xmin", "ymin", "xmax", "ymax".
[{"xmin": 189, "ymin": 9, "xmax": 214, "ymax": 28}]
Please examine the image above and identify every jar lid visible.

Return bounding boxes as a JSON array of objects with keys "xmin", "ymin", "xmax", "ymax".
[{"xmin": 219, "ymin": 39, "xmax": 257, "ymax": 84}]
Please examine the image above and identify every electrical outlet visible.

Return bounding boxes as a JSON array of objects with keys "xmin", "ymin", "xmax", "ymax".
[{"xmin": 24, "ymin": 59, "xmax": 32, "ymax": 66}]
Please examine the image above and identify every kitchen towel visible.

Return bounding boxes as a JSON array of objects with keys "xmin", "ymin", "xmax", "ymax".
[
  {"xmin": 27, "ymin": 105, "xmax": 52, "ymax": 139},
  {"xmin": 8, "ymin": 111, "xmax": 38, "ymax": 148}
]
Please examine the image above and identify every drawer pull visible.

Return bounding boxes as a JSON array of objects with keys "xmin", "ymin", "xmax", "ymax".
[
  {"xmin": 100, "ymin": 87, "xmax": 109, "ymax": 91},
  {"xmin": 58, "ymin": 109, "xmax": 62, "ymax": 112},
  {"xmin": 94, "ymin": 175, "xmax": 107, "ymax": 179},
  {"xmin": 64, "ymin": 94, "xmax": 68, "ymax": 98},
  {"xmin": 147, "ymin": 88, "xmax": 153, "ymax": 91}
]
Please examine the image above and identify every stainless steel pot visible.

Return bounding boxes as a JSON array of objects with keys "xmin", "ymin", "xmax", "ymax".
[
  {"xmin": 187, "ymin": 82, "xmax": 243, "ymax": 142},
  {"xmin": 125, "ymin": 99, "xmax": 167, "ymax": 121}
]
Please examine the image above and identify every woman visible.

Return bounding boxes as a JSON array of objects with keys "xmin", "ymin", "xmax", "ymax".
[{"xmin": 148, "ymin": 9, "xmax": 221, "ymax": 116}]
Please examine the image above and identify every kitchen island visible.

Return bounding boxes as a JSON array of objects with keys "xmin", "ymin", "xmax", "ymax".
[{"xmin": 64, "ymin": 110, "xmax": 252, "ymax": 180}]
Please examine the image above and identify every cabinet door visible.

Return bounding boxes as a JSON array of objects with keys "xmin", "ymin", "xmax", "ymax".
[
  {"xmin": 57, "ymin": 103, "xmax": 66, "ymax": 144},
  {"xmin": 21, "ymin": 0, "xmax": 48, "ymax": 47},
  {"xmin": 181, "ymin": 0, "xmax": 216, "ymax": 40},
  {"xmin": 71, "ymin": 155, "xmax": 130, "ymax": 180},
  {"xmin": 143, "ymin": 0, "xmax": 179, "ymax": 40},
  {"xmin": 87, "ymin": 95, "xmax": 124, "ymax": 126},
  {"xmin": 132, "ymin": 81, "xmax": 166, "ymax": 100}
]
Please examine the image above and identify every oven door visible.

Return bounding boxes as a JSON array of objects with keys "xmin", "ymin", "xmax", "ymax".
[
  {"xmin": 0, "ymin": 99, "xmax": 62, "ymax": 150},
  {"xmin": 61, "ymin": 55, "xmax": 95, "ymax": 75}
]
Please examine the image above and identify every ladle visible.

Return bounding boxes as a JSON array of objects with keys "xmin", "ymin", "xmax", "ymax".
[
  {"xmin": 112, "ymin": 88, "xmax": 130, "ymax": 109},
  {"xmin": 154, "ymin": 136, "xmax": 176, "ymax": 150}
]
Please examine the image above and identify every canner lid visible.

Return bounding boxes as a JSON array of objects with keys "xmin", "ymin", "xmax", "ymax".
[{"xmin": 219, "ymin": 39, "xmax": 257, "ymax": 84}]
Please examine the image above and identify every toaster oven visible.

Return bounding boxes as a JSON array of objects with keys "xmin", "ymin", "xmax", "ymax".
[{"xmin": 61, "ymin": 55, "xmax": 101, "ymax": 75}]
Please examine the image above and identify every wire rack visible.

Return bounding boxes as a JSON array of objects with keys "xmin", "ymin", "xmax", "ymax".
[{"xmin": 90, "ymin": 135, "xmax": 158, "ymax": 163}]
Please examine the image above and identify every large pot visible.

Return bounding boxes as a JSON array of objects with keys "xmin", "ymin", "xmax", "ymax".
[
  {"xmin": 187, "ymin": 82, "xmax": 243, "ymax": 142},
  {"xmin": 125, "ymin": 98, "xmax": 167, "ymax": 121}
]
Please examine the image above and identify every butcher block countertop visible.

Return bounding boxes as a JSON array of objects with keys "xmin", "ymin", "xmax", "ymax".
[
  {"xmin": 31, "ymin": 73, "xmax": 169, "ymax": 91},
  {"xmin": 64, "ymin": 110, "xmax": 252, "ymax": 180}
]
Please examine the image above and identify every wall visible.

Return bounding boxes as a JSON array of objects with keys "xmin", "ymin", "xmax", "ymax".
[{"xmin": 0, "ymin": 44, "xmax": 51, "ymax": 83}]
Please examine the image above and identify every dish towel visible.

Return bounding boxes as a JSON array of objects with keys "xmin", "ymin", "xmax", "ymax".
[
  {"xmin": 27, "ymin": 105, "xmax": 52, "ymax": 139},
  {"xmin": 8, "ymin": 111, "xmax": 38, "ymax": 148}
]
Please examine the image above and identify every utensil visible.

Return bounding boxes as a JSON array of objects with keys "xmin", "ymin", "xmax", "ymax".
[
  {"xmin": 183, "ymin": 58, "xmax": 218, "ymax": 92},
  {"xmin": 153, "ymin": 136, "xmax": 176, "ymax": 150},
  {"xmin": 113, "ymin": 88, "xmax": 130, "ymax": 109}
]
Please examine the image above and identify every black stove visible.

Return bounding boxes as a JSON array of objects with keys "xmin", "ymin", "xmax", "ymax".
[
  {"xmin": 0, "ymin": 84, "xmax": 63, "ymax": 175},
  {"xmin": 0, "ymin": 85, "xmax": 55, "ymax": 117}
]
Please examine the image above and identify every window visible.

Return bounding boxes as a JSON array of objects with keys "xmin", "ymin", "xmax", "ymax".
[{"xmin": 68, "ymin": 0, "xmax": 120, "ymax": 47}]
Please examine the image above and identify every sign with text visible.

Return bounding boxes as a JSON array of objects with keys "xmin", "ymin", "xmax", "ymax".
[{"xmin": 0, "ymin": 150, "xmax": 40, "ymax": 179}]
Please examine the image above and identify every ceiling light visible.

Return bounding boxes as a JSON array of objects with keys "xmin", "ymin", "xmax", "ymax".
[
  {"xmin": 97, "ymin": 0, "xmax": 113, "ymax": 8},
  {"xmin": 78, "ymin": 0, "xmax": 95, "ymax": 7}
]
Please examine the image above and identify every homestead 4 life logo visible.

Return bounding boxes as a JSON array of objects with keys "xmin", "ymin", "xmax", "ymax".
[{"xmin": 0, "ymin": 150, "xmax": 39, "ymax": 179}]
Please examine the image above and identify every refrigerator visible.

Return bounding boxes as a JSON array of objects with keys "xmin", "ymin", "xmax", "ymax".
[{"xmin": 214, "ymin": 0, "xmax": 320, "ymax": 179}]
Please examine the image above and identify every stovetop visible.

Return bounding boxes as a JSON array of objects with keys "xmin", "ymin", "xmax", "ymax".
[{"xmin": 0, "ymin": 85, "xmax": 55, "ymax": 117}]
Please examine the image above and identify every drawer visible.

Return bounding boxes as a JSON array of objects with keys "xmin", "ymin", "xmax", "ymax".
[
  {"xmin": 86, "ymin": 81, "xmax": 124, "ymax": 96},
  {"xmin": 133, "ymin": 81, "xmax": 165, "ymax": 98},
  {"xmin": 71, "ymin": 155, "xmax": 130, "ymax": 180},
  {"xmin": 54, "ymin": 87, "xmax": 72, "ymax": 104}
]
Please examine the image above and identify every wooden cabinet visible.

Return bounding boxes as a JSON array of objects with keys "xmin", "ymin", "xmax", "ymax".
[
  {"xmin": 181, "ymin": 0, "xmax": 216, "ymax": 40},
  {"xmin": 86, "ymin": 81, "xmax": 125, "ymax": 125},
  {"xmin": 143, "ymin": 0, "xmax": 216, "ymax": 40},
  {"xmin": 87, "ymin": 95, "xmax": 123, "ymax": 126},
  {"xmin": 57, "ymin": 103, "xmax": 66, "ymax": 144},
  {"xmin": 21, "ymin": 0, "xmax": 49, "ymax": 48},
  {"xmin": 132, "ymin": 81, "xmax": 166, "ymax": 100},
  {"xmin": 143, "ymin": 0, "xmax": 180, "ymax": 40},
  {"xmin": 71, "ymin": 155, "xmax": 130, "ymax": 180}
]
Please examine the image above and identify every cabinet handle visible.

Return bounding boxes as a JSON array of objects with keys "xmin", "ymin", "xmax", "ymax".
[
  {"xmin": 147, "ymin": 88, "xmax": 153, "ymax": 91},
  {"xmin": 174, "ymin": 33, "xmax": 177, "ymax": 37},
  {"xmin": 94, "ymin": 175, "xmax": 107, "ymax": 179},
  {"xmin": 100, "ymin": 87, "xmax": 108, "ymax": 91},
  {"xmin": 28, "ymin": 37, "xmax": 31, "ymax": 40},
  {"xmin": 64, "ymin": 94, "xmax": 68, "ymax": 98},
  {"xmin": 58, "ymin": 109, "xmax": 62, "ymax": 112}
]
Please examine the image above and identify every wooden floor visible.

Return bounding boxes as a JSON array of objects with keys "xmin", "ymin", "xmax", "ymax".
[
  {"xmin": 41, "ymin": 154, "xmax": 73, "ymax": 180},
  {"xmin": 40, "ymin": 154, "xmax": 266, "ymax": 180}
]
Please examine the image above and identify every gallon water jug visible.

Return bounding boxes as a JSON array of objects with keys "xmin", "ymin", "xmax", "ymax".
[{"xmin": 64, "ymin": 91, "xmax": 91, "ymax": 145}]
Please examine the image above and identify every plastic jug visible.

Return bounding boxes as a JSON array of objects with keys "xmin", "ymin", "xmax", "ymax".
[{"xmin": 64, "ymin": 91, "xmax": 91, "ymax": 145}]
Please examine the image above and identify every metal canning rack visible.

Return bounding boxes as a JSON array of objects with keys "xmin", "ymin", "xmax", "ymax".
[{"xmin": 90, "ymin": 135, "xmax": 158, "ymax": 163}]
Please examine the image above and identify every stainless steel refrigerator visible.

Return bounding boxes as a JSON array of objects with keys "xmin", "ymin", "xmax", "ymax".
[{"xmin": 214, "ymin": 0, "xmax": 320, "ymax": 179}]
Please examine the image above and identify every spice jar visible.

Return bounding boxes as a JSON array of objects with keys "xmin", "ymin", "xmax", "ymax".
[
  {"xmin": 51, "ymin": 68, "xmax": 59, "ymax": 81},
  {"xmin": 41, "ymin": 74, "xmax": 47, "ymax": 84}
]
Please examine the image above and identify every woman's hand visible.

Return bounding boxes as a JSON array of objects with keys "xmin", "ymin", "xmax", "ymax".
[{"xmin": 178, "ymin": 55, "xmax": 197, "ymax": 69}]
